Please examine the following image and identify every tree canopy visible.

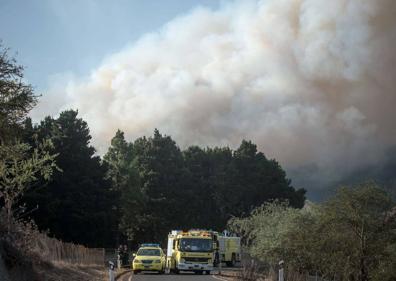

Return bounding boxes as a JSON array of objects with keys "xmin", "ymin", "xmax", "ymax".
[
  {"xmin": 0, "ymin": 44, "xmax": 37, "ymax": 144},
  {"xmin": 23, "ymin": 110, "xmax": 116, "ymax": 247},
  {"xmin": 0, "ymin": 44, "xmax": 57, "ymax": 233},
  {"xmin": 103, "ymin": 129, "xmax": 306, "ymax": 245}
]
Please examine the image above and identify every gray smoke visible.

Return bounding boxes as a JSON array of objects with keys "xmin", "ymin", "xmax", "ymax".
[{"xmin": 32, "ymin": 0, "xmax": 396, "ymax": 196}]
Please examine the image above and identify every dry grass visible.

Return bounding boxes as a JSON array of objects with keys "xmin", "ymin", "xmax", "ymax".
[
  {"xmin": 236, "ymin": 261, "xmax": 267, "ymax": 281},
  {"xmin": 34, "ymin": 262, "xmax": 106, "ymax": 281},
  {"xmin": 217, "ymin": 263, "xmax": 269, "ymax": 281}
]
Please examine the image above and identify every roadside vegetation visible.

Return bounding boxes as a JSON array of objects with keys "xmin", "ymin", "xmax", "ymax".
[
  {"xmin": 0, "ymin": 44, "xmax": 106, "ymax": 280},
  {"xmin": 229, "ymin": 183, "xmax": 396, "ymax": 281}
]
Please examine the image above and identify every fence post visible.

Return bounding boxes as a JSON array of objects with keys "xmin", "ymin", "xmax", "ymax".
[
  {"xmin": 109, "ymin": 261, "xmax": 115, "ymax": 281},
  {"xmin": 278, "ymin": 260, "xmax": 284, "ymax": 281},
  {"xmin": 117, "ymin": 253, "xmax": 121, "ymax": 269}
]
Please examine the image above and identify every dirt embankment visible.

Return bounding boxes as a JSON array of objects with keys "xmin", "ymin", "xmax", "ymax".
[
  {"xmin": 0, "ymin": 241, "xmax": 105, "ymax": 281},
  {"xmin": 34, "ymin": 262, "xmax": 106, "ymax": 281}
]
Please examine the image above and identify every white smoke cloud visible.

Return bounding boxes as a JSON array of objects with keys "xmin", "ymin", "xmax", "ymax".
[{"xmin": 33, "ymin": 0, "xmax": 396, "ymax": 193}]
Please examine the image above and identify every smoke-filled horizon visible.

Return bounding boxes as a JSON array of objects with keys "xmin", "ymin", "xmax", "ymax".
[{"xmin": 32, "ymin": 0, "xmax": 396, "ymax": 198}]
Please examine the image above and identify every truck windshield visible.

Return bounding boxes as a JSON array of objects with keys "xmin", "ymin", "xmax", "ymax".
[
  {"xmin": 137, "ymin": 249, "xmax": 161, "ymax": 256},
  {"xmin": 179, "ymin": 238, "xmax": 212, "ymax": 252}
]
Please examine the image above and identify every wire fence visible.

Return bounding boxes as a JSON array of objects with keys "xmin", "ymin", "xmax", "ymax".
[{"xmin": 34, "ymin": 233, "xmax": 105, "ymax": 266}]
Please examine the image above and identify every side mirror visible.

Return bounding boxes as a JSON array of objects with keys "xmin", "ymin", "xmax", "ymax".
[{"xmin": 133, "ymin": 253, "xmax": 136, "ymax": 257}]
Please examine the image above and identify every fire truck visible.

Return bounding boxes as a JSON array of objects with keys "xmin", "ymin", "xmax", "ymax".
[
  {"xmin": 213, "ymin": 231, "xmax": 241, "ymax": 267},
  {"xmin": 166, "ymin": 230, "xmax": 214, "ymax": 274},
  {"xmin": 165, "ymin": 229, "xmax": 241, "ymax": 274}
]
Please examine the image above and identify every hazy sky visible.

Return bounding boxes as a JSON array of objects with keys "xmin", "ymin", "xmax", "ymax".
[
  {"xmin": 1, "ymin": 0, "xmax": 395, "ymax": 199},
  {"xmin": 0, "ymin": 0, "xmax": 220, "ymax": 90}
]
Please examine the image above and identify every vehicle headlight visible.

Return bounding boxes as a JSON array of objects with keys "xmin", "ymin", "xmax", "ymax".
[
  {"xmin": 134, "ymin": 259, "xmax": 141, "ymax": 263},
  {"xmin": 154, "ymin": 260, "xmax": 161, "ymax": 263},
  {"xmin": 179, "ymin": 258, "xmax": 185, "ymax": 263}
]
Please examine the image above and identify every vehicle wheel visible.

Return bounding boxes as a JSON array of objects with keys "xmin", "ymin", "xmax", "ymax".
[
  {"xmin": 133, "ymin": 270, "xmax": 140, "ymax": 274},
  {"xmin": 159, "ymin": 270, "xmax": 165, "ymax": 274},
  {"xmin": 205, "ymin": 270, "xmax": 211, "ymax": 275},
  {"xmin": 194, "ymin": 270, "xmax": 203, "ymax": 275},
  {"xmin": 174, "ymin": 269, "xmax": 180, "ymax": 274}
]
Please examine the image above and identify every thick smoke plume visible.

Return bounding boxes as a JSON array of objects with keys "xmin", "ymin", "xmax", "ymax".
[{"xmin": 34, "ymin": 0, "xmax": 396, "ymax": 195}]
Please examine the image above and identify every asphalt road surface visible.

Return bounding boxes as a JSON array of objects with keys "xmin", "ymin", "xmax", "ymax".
[{"xmin": 118, "ymin": 271, "xmax": 226, "ymax": 281}]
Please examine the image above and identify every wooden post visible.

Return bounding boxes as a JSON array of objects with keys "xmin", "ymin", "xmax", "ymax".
[
  {"xmin": 109, "ymin": 261, "xmax": 115, "ymax": 281},
  {"xmin": 278, "ymin": 260, "xmax": 284, "ymax": 281}
]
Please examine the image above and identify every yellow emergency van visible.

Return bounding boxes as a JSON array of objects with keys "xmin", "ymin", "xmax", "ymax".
[{"xmin": 132, "ymin": 244, "xmax": 165, "ymax": 274}]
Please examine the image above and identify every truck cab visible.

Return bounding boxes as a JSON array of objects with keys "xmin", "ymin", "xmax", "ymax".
[{"xmin": 166, "ymin": 230, "xmax": 213, "ymax": 274}]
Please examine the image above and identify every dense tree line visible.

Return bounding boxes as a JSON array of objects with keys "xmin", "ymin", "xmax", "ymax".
[
  {"xmin": 103, "ymin": 129, "xmax": 306, "ymax": 244},
  {"xmin": 19, "ymin": 118, "xmax": 305, "ymax": 247}
]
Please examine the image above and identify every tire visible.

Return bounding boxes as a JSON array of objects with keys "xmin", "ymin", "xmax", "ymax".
[
  {"xmin": 205, "ymin": 270, "xmax": 211, "ymax": 275},
  {"xmin": 194, "ymin": 270, "xmax": 203, "ymax": 275},
  {"xmin": 133, "ymin": 270, "xmax": 140, "ymax": 274},
  {"xmin": 159, "ymin": 270, "xmax": 165, "ymax": 274}
]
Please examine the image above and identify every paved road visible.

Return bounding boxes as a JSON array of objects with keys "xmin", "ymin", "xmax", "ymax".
[{"xmin": 119, "ymin": 271, "xmax": 224, "ymax": 281}]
